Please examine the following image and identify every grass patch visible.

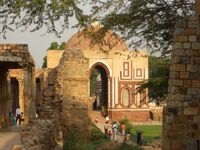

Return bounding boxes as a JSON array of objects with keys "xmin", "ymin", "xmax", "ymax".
[{"xmin": 131, "ymin": 125, "xmax": 162, "ymax": 144}]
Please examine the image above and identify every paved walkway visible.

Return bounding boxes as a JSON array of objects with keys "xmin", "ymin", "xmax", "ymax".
[{"xmin": 0, "ymin": 125, "xmax": 22, "ymax": 150}]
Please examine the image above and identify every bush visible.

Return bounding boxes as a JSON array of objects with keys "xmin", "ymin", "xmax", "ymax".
[
  {"xmin": 90, "ymin": 124, "xmax": 107, "ymax": 141},
  {"xmin": 119, "ymin": 118, "xmax": 132, "ymax": 133}
]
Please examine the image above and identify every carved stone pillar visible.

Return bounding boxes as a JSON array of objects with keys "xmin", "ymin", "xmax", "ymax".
[{"xmin": 18, "ymin": 79, "xmax": 25, "ymax": 116}]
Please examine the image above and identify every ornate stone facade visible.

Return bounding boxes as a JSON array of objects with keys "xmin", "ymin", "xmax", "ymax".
[{"xmin": 47, "ymin": 24, "xmax": 150, "ymax": 122}]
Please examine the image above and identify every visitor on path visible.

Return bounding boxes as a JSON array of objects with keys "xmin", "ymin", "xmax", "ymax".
[
  {"xmin": 36, "ymin": 104, "xmax": 42, "ymax": 118},
  {"xmin": 124, "ymin": 132, "xmax": 131, "ymax": 143},
  {"xmin": 137, "ymin": 132, "xmax": 142, "ymax": 146},
  {"xmin": 15, "ymin": 106, "xmax": 21, "ymax": 125},
  {"xmin": 105, "ymin": 116, "xmax": 109, "ymax": 123},
  {"xmin": 108, "ymin": 130, "xmax": 112, "ymax": 140},
  {"xmin": 104, "ymin": 121, "xmax": 109, "ymax": 135},
  {"xmin": 112, "ymin": 122, "xmax": 118, "ymax": 142},
  {"xmin": 120, "ymin": 123, "xmax": 126, "ymax": 136},
  {"xmin": 9, "ymin": 112, "xmax": 16, "ymax": 126}
]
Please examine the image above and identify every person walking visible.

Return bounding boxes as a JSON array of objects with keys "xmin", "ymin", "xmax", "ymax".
[
  {"xmin": 121, "ymin": 123, "xmax": 126, "ymax": 136},
  {"xmin": 112, "ymin": 122, "xmax": 118, "ymax": 142},
  {"xmin": 15, "ymin": 106, "xmax": 21, "ymax": 125}
]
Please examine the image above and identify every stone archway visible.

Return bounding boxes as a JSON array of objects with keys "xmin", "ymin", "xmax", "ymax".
[{"xmin": 89, "ymin": 62, "xmax": 110, "ymax": 115}]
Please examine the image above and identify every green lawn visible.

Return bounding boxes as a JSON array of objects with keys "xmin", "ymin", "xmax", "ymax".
[{"xmin": 130, "ymin": 125, "xmax": 162, "ymax": 144}]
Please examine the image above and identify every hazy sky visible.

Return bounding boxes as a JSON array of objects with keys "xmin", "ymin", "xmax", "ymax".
[{"xmin": 0, "ymin": 27, "xmax": 78, "ymax": 68}]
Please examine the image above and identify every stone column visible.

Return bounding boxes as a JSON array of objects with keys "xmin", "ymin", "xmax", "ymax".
[
  {"xmin": 23, "ymin": 67, "xmax": 29, "ymax": 125},
  {"xmin": 18, "ymin": 79, "xmax": 25, "ymax": 116}
]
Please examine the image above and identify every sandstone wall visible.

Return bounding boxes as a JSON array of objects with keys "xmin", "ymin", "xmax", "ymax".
[
  {"xmin": 47, "ymin": 50, "xmax": 63, "ymax": 68},
  {"xmin": 163, "ymin": 15, "xmax": 200, "ymax": 150},
  {"xmin": 57, "ymin": 48, "xmax": 90, "ymax": 147}
]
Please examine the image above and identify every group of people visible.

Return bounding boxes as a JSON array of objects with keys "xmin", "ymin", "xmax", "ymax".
[
  {"xmin": 103, "ymin": 118, "xmax": 131, "ymax": 143},
  {"xmin": 9, "ymin": 106, "xmax": 23, "ymax": 126}
]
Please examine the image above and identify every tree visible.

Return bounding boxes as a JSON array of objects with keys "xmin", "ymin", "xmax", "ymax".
[
  {"xmin": 0, "ymin": 0, "xmax": 88, "ymax": 38},
  {"xmin": 48, "ymin": 41, "xmax": 59, "ymax": 49},
  {"xmin": 59, "ymin": 41, "xmax": 65, "ymax": 50},
  {"xmin": 0, "ymin": 1, "xmax": 195, "ymax": 55},
  {"xmin": 91, "ymin": 0, "xmax": 195, "ymax": 55},
  {"xmin": 42, "ymin": 55, "xmax": 47, "ymax": 68},
  {"xmin": 137, "ymin": 56, "xmax": 170, "ymax": 103}
]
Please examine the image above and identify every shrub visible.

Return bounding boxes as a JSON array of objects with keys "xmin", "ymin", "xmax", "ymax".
[{"xmin": 119, "ymin": 118, "xmax": 132, "ymax": 132}]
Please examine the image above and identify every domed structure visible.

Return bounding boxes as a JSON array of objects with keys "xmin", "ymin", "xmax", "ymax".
[{"xmin": 65, "ymin": 23, "xmax": 128, "ymax": 52}]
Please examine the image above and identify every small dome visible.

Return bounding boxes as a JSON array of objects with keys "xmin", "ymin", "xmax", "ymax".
[{"xmin": 65, "ymin": 24, "xmax": 128, "ymax": 52}]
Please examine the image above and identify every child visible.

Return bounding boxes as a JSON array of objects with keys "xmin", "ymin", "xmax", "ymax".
[{"xmin": 108, "ymin": 130, "xmax": 112, "ymax": 140}]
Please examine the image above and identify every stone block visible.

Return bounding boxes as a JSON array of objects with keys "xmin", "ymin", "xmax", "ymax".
[
  {"xmin": 183, "ymin": 107, "xmax": 199, "ymax": 115},
  {"xmin": 186, "ymin": 50, "xmax": 193, "ymax": 56},
  {"xmin": 175, "ymin": 28, "xmax": 185, "ymax": 34},
  {"xmin": 175, "ymin": 35, "xmax": 188, "ymax": 42},
  {"xmin": 189, "ymin": 72, "xmax": 198, "ymax": 80},
  {"xmin": 183, "ymin": 43, "xmax": 191, "ymax": 49},
  {"xmin": 187, "ymin": 65, "xmax": 198, "ymax": 72},
  {"xmin": 174, "ymin": 49, "xmax": 186, "ymax": 56},
  {"xmin": 192, "ymin": 42, "xmax": 200, "ymax": 49},
  {"xmin": 189, "ymin": 36, "xmax": 197, "ymax": 42},
  {"xmin": 192, "ymin": 57, "xmax": 200, "ymax": 64},
  {"xmin": 188, "ymin": 88, "xmax": 199, "ymax": 95},
  {"xmin": 175, "ymin": 64, "xmax": 186, "ymax": 71},
  {"xmin": 184, "ymin": 95, "xmax": 193, "ymax": 101},
  {"xmin": 192, "ymin": 80, "xmax": 200, "ymax": 87},
  {"xmin": 173, "ymin": 80, "xmax": 183, "ymax": 86},
  {"xmin": 176, "ymin": 20, "xmax": 187, "ymax": 28},
  {"xmin": 185, "ymin": 28, "xmax": 197, "ymax": 35},
  {"xmin": 174, "ymin": 42, "xmax": 183, "ymax": 49},
  {"xmin": 188, "ymin": 20, "xmax": 199, "ymax": 28},
  {"xmin": 180, "ymin": 72, "xmax": 189, "ymax": 79},
  {"xmin": 171, "ymin": 94, "xmax": 185, "ymax": 101}
]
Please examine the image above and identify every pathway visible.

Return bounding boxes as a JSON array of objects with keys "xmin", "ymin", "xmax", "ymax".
[{"xmin": 0, "ymin": 125, "xmax": 22, "ymax": 150}]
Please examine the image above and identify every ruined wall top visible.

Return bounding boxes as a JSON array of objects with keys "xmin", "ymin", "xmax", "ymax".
[{"xmin": 0, "ymin": 44, "xmax": 35, "ymax": 68}]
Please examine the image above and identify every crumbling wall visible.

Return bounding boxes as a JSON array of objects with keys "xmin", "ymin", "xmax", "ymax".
[
  {"xmin": 57, "ymin": 48, "xmax": 90, "ymax": 147},
  {"xmin": 163, "ymin": 15, "xmax": 200, "ymax": 150}
]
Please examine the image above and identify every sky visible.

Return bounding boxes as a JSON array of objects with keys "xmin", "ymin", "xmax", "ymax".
[{"xmin": 0, "ymin": 27, "xmax": 78, "ymax": 68}]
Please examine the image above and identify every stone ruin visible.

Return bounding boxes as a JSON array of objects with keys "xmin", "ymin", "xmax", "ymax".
[
  {"xmin": 0, "ymin": 44, "xmax": 35, "ymax": 127},
  {"xmin": 163, "ymin": 2, "xmax": 200, "ymax": 150}
]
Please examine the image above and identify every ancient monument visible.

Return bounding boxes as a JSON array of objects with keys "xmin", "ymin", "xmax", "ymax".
[
  {"xmin": 163, "ymin": 1, "xmax": 200, "ymax": 150},
  {"xmin": 0, "ymin": 44, "xmax": 35, "ymax": 127},
  {"xmin": 48, "ymin": 22, "xmax": 150, "ymax": 122}
]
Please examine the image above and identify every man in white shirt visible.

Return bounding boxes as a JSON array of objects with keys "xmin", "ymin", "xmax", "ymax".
[{"xmin": 16, "ymin": 106, "xmax": 21, "ymax": 125}]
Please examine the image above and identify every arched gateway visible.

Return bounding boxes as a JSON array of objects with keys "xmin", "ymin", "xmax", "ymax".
[{"xmin": 47, "ymin": 23, "xmax": 150, "ymax": 122}]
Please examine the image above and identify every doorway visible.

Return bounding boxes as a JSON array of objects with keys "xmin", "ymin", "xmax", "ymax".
[{"xmin": 90, "ymin": 63, "xmax": 109, "ymax": 116}]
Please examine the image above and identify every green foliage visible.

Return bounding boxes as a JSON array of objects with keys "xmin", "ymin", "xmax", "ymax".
[
  {"xmin": 63, "ymin": 127, "xmax": 86, "ymax": 150},
  {"xmin": 59, "ymin": 41, "xmax": 65, "ymax": 49},
  {"xmin": 42, "ymin": 55, "xmax": 47, "ymax": 68},
  {"xmin": 48, "ymin": 41, "xmax": 65, "ymax": 50},
  {"xmin": 137, "ymin": 56, "xmax": 170, "ymax": 103},
  {"xmin": 94, "ymin": 0, "xmax": 195, "ymax": 55},
  {"xmin": 48, "ymin": 42, "xmax": 59, "ymax": 49},
  {"xmin": 83, "ymin": 124, "xmax": 108, "ymax": 150},
  {"xmin": 0, "ymin": 0, "xmax": 89, "ymax": 38},
  {"xmin": 131, "ymin": 125, "xmax": 162, "ymax": 144},
  {"xmin": 119, "ymin": 118, "xmax": 132, "ymax": 133},
  {"xmin": 90, "ymin": 124, "xmax": 107, "ymax": 141}
]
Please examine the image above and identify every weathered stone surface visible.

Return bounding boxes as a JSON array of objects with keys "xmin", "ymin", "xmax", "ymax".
[
  {"xmin": 163, "ymin": 14, "xmax": 200, "ymax": 150},
  {"xmin": 183, "ymin": 107, "xmax": 198, "ymax": 115}
]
